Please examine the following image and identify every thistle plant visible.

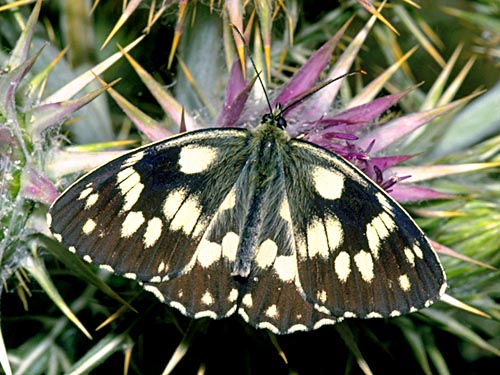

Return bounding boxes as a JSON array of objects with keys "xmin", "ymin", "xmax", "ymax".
[{"xmin": 1, "ymin": 1, "xmax": 499, "ymax": 374}]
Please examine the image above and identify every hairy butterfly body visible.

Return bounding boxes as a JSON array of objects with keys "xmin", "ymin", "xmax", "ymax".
[{"xmin": 48, "ymin": 107, "xmax": 446, "ymax": 334}]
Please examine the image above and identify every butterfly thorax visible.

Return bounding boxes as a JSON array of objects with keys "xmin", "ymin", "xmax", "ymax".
[{"xmin": 230, "ymin": 113, "xmax": 291, "ymax": 280}]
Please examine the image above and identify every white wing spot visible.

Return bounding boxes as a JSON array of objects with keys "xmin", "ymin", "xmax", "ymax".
[
  {"xmin": 238, "ymin": 308, "xmax": 250, "ymax": 322},
  {"xmin": 121, "ymin": 151, "xmax": 145, "ymax": 168},
  {"xmin": 287, "ymin": 324, "xmax": 308, "ymax": 334},
  {"xmin": 398, "ymin": 274, "xmax": 411, "ymax": 291},
  {"xmin": 376, "ymin": 192, "xmax": 395, "ymax": 214},
  {"xmin": 334, "ymin": 251, "xmax": 351, "ymax": 283},
  {"xmin": 316, "ymin": 290, "xmax": 328, "ymax": 304},
  {"xmin": 273, "ymin": 255, "xmax": 297, "ymax": 282},
  {"xmin": 201, "ymin": 290, "xmax": 215, "ymax": 306},
  {"xmin": 257, "ymin": 322, "xmax": 279, "ymax": 334},
  {"xmin": 121, "ymin": 211, "xmax": 145, "ymax": 237},
  {"xmin": 78, "ymin": 187, "xmax": 93, "ymax": 200},
  {"xmin": 85, "ymin": 193, "xmax": 99, "ymax": 209},
  {"xmin": 191, "ymin": 217, "xmax": 208, "ymax": 238},
  {"xmin": 366, "ymin": 312, "xmax": 383, "ymax": 318},
  {"xmin": 313, "ymin": 318, "xmax": 337, "ymax": 330},
  {"xmin": 228, "ymin": 288, "xmax": 238, "ymax": 303},
  {"xmin": 197, "ymin": 239, "xmax": 222, "ymax": 268},
  {"xmin": 325, "ymin": 215, "xmax": 343, "ymax": 250},
  {"xmin": 314, "ymin": 304, "xmax": 331, "ymax": 315},
  {"xmin": 366, "ymin": 212, "xmax": 395, "ymax": 259},
  {"xmin": 366, "ymin": 222, "xmax": 380, "ymax": 259},
  {"xmin": 170, "ymin": 196, "xmax": 201, "ymax": 235},
  {"xmin": 100, "ymin": 264, "xmax": 114, "ymax": 273},
  {"xmin": 307, "ymin": 220, "xmax": 329, "ymax": 259},
  {"xmin": 312, "ymin": 166, "xmax": 345, "ymax": 200},
  {"xmin": 225, "ymin": 305, "xmax": 238, "ymax": 317},
  {"xmin": 354, "ymin": 250, "xmax": 374, "ymax": 283},
  {"xmin": 296, "ymin": 235, "xmax": 307, "ymax": 259},
  {"xmin": 194, "ymin": 310, "xmax": 218, "ymax": 319},
  {"xmin": 124, "ymin": 272, "xmax": 137, "ymax": 280},
  {"xmin": 117, "ymin": 167, "xmax": 140, "ymax": 193},
  {"xmin": 255, "ymin": 239, "xmax": 278, "ymax": 269},
  {"xmin": 169, "ymin": 301, "xmax": 187, "ymax": 315},
  {"xmin": 82, "ymin": 219, "xmax": 97, "ymax": 235},
  {"xmin": 222, "ymin": 232, "xmax": 239, "ymax": 262},
  {"xmin": 68, "ymin": 246, "xmax": 76, "ymax": 253},
  {"xmin": 413, "ymin": 243, "xmax": 423, "ymax": 259},
  {"xmin": 157, "ymin": 261, "xmax": 166, "ymax": 273},
  {"xmin": 390, "ymin": 310, "xmax": 401, "ymax": 317},
  {"xmin": 242, "ymin": 293, "xmax": 253, "ymax": 308},
  {"xmin": 123, "ymin": 183, "xmax": 144, "ymax": 212},
  {"xmin": 178, "ymin": 145, "xmax": 218, "ymax": 174},
  {"xmin": 117, "ymin": 167, "xmax": 144, "ymax": 211},
  {"xmin": 343, "ymin": 311, "xmax": 356, "ymax": 318},
  {"xmin": 163, "ymin": 189, "xmax": 187, "ymax": 220},
  {"xmin": 404, "ymin": 247, "xmax": 415, "ymax": 267},
  {"xmin": 279, "ymin": 198, "xmax": 292, "ymax": 223},
  {"xmin": 143, "ymin": 217, "xmax": 163, "ymax": 248},
  {"xmin": 220, "ymin": 188, "xmax": 236, "ymax": 210},
  {"xmin": 265, "ymin": 304, "xmax": 279, "ymax": 319},
  {"xmin": 83, "ymin": 255, "xmax": 92, "ymax": 263}
]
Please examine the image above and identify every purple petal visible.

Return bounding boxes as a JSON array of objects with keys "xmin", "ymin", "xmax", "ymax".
[
  {"xmin": 299, "ymin": 14, "xmax": 378, "ymax": 118},
  {"xmin": 388, "ymin": 183, "xmax": 455, "ymax": 202},
  {"xmin": 274, "ymin": 19, "xmax": 352, "ymax": 106},
  {"xmin": 329, "ymin": 89, "xmax": 411, "ymax": 123},
  {"xmin": 358, "ymin": 97, "xmax": 472, "ymax": 153},
  {"xmin": 21, "ymin": 166, "xmax": 60, "ymax": 205},
  {"xmin": 216, "ymin": 73, "xmax": 257, "ymax": 128},
  {"xmin": 224, "ymin": 58, "xmax": 247, "ymax": 107},
  {"xmin": 368, "ymin": 154, "xmax": 415, "ymax": 171}
]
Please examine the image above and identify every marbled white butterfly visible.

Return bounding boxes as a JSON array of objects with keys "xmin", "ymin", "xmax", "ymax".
[{"xmin": 48, "ymin": 96, "xmax": 446, "ymax": 334}]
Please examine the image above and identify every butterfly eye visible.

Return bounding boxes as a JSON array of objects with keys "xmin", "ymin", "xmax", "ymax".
[
  {"xmin": 261, "ymin": 113, "xmax": 272, "ymax": 123},
  {"xmin": 276, "ymin": 116, "xmax": 287, "ymax": 129}
]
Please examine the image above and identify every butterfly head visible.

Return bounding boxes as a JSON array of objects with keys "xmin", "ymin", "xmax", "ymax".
[{"xmin": 261, "ymin": 104, "xmax": 287, "ymax": 130}]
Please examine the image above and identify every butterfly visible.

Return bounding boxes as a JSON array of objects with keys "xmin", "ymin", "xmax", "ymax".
[{"xmin": 48, "ymin": 102, "xmax": 446, "ymax": 334}]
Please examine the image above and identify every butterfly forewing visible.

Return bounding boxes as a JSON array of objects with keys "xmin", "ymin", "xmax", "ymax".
[{"xmin": 49, "ymin": 128, "xmax": 251, "ymax": 283}]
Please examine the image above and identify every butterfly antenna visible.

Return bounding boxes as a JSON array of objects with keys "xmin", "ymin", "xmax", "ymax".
[
  {"xmin": 230, "ymin": 24, "xmax": 274, "ymax": 114},
  {"xmin": 278, "ymin": 70, "xmax": 367, "ymax": 117}
]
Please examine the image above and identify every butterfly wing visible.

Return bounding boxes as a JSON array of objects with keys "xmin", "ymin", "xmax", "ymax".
[
  {"xmin": 238, "ymin": 138, "xmax": 446, "ymax": 333},
  {"xmin": 49, "ymin": 128, "xmax": 253, "ymax": 317}
]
